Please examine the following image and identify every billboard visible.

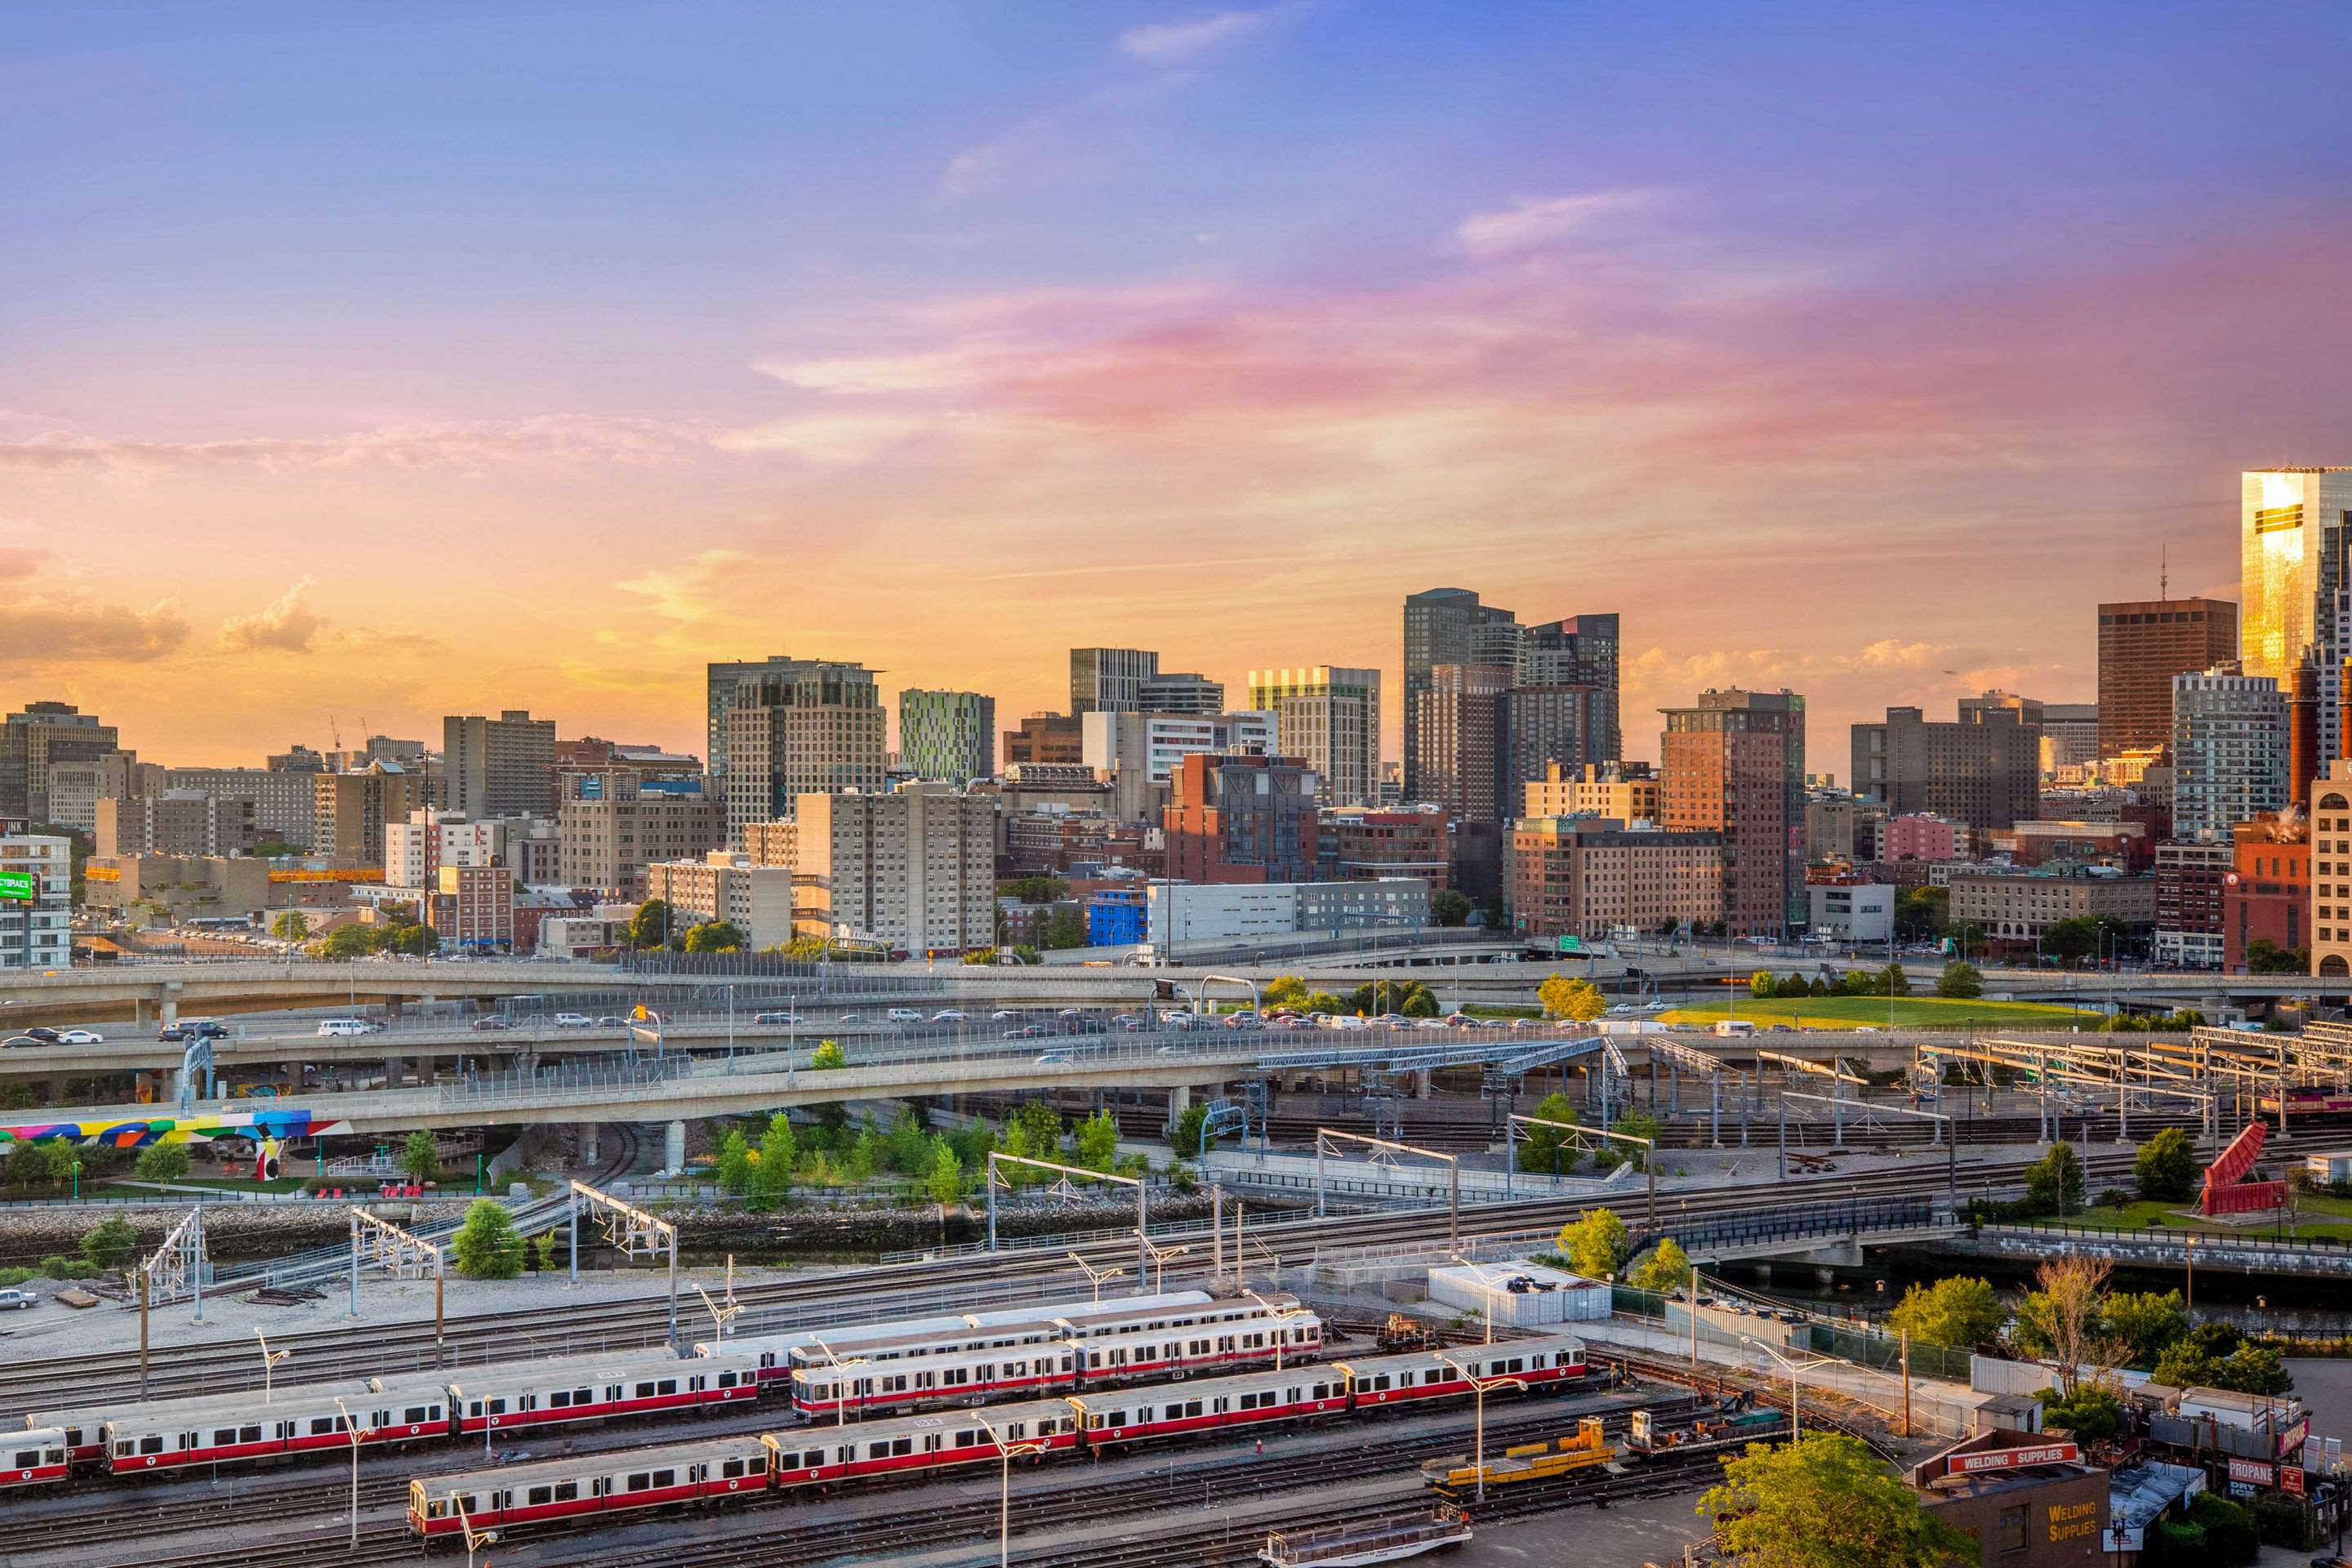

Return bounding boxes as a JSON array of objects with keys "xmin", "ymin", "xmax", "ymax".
[
  {"xmin": 0, "ymin": 871, "xmax": 35, "ymax": 902},
  {"xmin": 1952, "ymin": 1441, "xmax": 2082, "ymax": 1474}
]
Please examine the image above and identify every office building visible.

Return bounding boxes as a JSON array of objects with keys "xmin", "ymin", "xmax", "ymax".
[
  {"xmin": 554, "ymin": 738, "xmax": 704, "ymax": 803},
  {"xmin": 1506, "ymin": 682, "xmax": 1612, "ymax": 796},
  {"xmin": 0, "ymin": 836, "xmax": 71, "ymax": 970},
  {"xmin": 1947, "ymin": 867, "xmax": 2157, "ymax": 946},
  {"xmin": 559, "ymin": 777, "xmax": 725, "ymax": 899},
  {"xmin": 267, "ymin": 744, "xmax": 328, "ymax": 773},
  {"xmin": 1523, "ymin": 761, "xmax": 1659, "ymax": 823},
  {"xmin": 313, "ymin": 763, "xmax": 427, "ymax": 863},
  {"xmin": 2225, "ymin": 814, "xmax": 2308, "ymax": 971},
  {"xmin": 721, "ymin": 661, "xmax": 886, "ymax": 844},
  {"xmin": 1164, "ymin": 753, "xmax": 1321, "ymax": 884},
  {"xmin": 1516, "ymin": 613, "xmax": 1622, "ymax": 764},
  {"xmin": 1806, "ymin": 882, "xmax": 1895, "ymax": 943},
  {"xmin": 165, "ymin": 765, "xmax": 320, "ymax": 849},
  {"xmin": 1408, "ymin": 662, "xmax": 1510, "ymax": 826},
  {"xmin": 1081, "ymin": 710, "xmax": 1275, "ymax": 785},
  {"xmin": 1661, "ymin": 688, "xmax": 1806, "ymax": 936},
  {"xmin": 1321, "ymin": 807, "xmax": 1450, "ymax": 888},
  {"xmin": 1878, "ymin": 813, "xmax": 1968, "ymax": 863},
  {"xmin": 1147, "ymin": 878, "xmax": 1430, "ymax": 947},
  {"xmin": 2099, "ymin": 599, "xmax": 2237, "ymax": 755},
  {"xmin": 384, "ymin": 808, "xmax": 507, "ymax": 889},
  {"xmin": 1138, "ymin": 672, "xmax": 1223, "ymax": 714},
  {"xmin": 1070, "ymin": 648, "xmax": 1160, "ymax": 715},
  {"xmin": 897, "ymin": 689, "xmax": 996, "ymax": 786},
  {"xmin": 2154, "ymin": 839, "xmax": 2232, "ymax": 969},
  {"xmin": 430, "ymin": 862, "xmax": 514, "ymax": 951},
  {"xmin": 1250, "ymin": 666, "xmax": 1380, "ymax": 807},
  {"xmin": 1851, "ymin": 697, "xmax": 2042, "ymax": 831},
  {"xmin": 2038, "ymin": 703, "xmax": 2101, "ymax": 774},
  {"xmin": 706, "ymin": 655, "xmax": 821, "ymax": 782},
  {"xmin": 790, "ymin": 782, "xmax": 996, "ymax": 955},
  {"xmin": 2170, "ymin": 667, "xmax": 2286, "ymax": 840},
  {"xmin": 1402, "ymin": 588, "xmax": 1518, "ymax": 797},
  {"xmin": 0, "ymin": 702, "xmax": 118, "ymax": 822},
  {"xmin": 47, "ymin": 751, "xmax": 163, "ymax": 835},
  {"xmin": 1003, "ymin": 711, "xmax": 1084, "ymax": 767},
  {"xmin": 2313, "ymin": 761, "xmax": 2352, "ymax": 977},
  {"xmin": 1508, "ymin": 817, "xmax": 1724, "ymax": 942},
  {"xmin": 96, "ymin": 790, "xmax": 255, "ymax": 859},
  {"xmin": 443, "ymin": 710, "xmax": 557, "ymax": 818},
  {"xmin": 2242, "ymin": 468, "xmax": 2352, "ymax": 770},
  {"xmin": 645, "ymin": 853, "xmax": 800, "ymax": 951}
]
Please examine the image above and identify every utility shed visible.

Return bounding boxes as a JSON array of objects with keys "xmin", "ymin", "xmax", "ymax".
[{"xmin": 1426, "ymin": 1260, "xmax": 1609, "ymax": 1327}]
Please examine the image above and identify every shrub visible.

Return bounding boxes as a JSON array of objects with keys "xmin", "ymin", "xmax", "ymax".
[
  {"xmin": 37, "ymin": 1254, "xmax": 72, "ymax": 1278},
  {"xmin": 2188, "ymin": 1493, "xmax": 2259, "ymax": 1566},
  {"xmin": 80, "ymin": 1215, "xmax": 137, "ymax": 1269}
]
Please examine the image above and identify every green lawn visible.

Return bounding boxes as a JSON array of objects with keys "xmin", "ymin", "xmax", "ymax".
[
  {"xmin": 2048, "ymin": 1194, "xmax": 2352, "ymax": 1245},
  {"xmin": 1658, "ymin": 996, "xmax": 2102, "ymax": 1031}
]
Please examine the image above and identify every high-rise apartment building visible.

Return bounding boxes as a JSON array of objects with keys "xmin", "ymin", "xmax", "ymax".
[
  {"xmin": 1003, "ymin": 712, "xmax": 1084, "ymax": 767},
  {"xmin": 1070, "ymin": 648, "xmax": 1160, "ymax": 715},
  {"xmin": 1851, "ymin": 697, "xmax": 2041, "ymax": 831},
  {"xmin": 0, "ymin": 836, "xmax": 71, "ymax": 970},
  {"xmin": 2154, "ymin": 838, "xmax": 2232, "ymax": 970},
  {"xmin": 1409, "ymin": 664, "xmax": 1510, "ymax": 826},
  {"xmin": 723, "ymin": 661, "xmax": 886, "ymax": 845},
  {"xmin": 559, "ymin": 777, "xmax": 725, "ymax": 899},
  {"xmin": 1523, "ymin": 761, "xmax": 1660, "ymax": 822},
  {"xmin": 1506, "ymin": 683, "xmax": 1614, "ymax": 798},
  {"xmin": 706, "ymin": 655, "xmax": 812, "ymax": 782},
  {"xmin": 164, "ymin": 765, "xmax": 318, "ymax": 849},
  {"xmin": 1660, "ymin": 688, "xmax": 1806, "ymax": 936},
  {"xmin": 2170, "ymin": 666, "xmax": 2287, "ymax": 840},
  {"xmin": 2038, "ymin": 703, "xmax": 2101, "ymax": 773},
  {"xmin": 312, "ymin": 763, "xmax": 427, "ymax": 862},
  {"xmin": 96, "ymin": 790, "xmax": 256, "ymax": 858},
  {"xmin": 1081, "ymin": 710, "xmax": 1275, "ymax": 784},
  {"xmin": 1138, "ymin": 672, "xmax": 1223, "ymax": 714},
  {"xmin": 2242, "ymin": 468, "xmax": 2352, "ymax": 771},
  {"xmin": 1248, "ymin": 666, "xmax": 1381, "ymax": 807},
  {"xmin": 897, "ymin": 689, "xmax": 997, "ymax": 786},
  {"xmin": 1319, "ymin": 807, "xmax": 1450, "ymax": 888},
  {"xmin": 384, "ymin": 808, "xmax": 507, "ymax": 889},
  {"xmin": 0, "ymin": 702, "xmax": 118, "ymax": 821},
  {"xmin": 443, "ymin": 710, "xmax": 557, "ymax": 818},
  {"xmin": 1164, "ymin": 753, "xmax": 1321, "ymax": 884},
  {"xmin": 791, "ymin": 782, "xmax": 996, "ymax": 956},
  {"xmin": 1402, "ymin": 589, "xmax": 1518, "ymax": 797},
  {"xmin": 1517, "ymin": 614, "xmax": 1622, "ymax": 764},
  {"xmin": 1508, "ymin": 817, "xmax": 1725, "ymax": 942},
  {"xmin": 47, "ymin": 751, "xmax": 163, "ymax": 835},
  {"xmin": 2098, "ymin": 599, "xmax": 2238, "ymax": 756}
]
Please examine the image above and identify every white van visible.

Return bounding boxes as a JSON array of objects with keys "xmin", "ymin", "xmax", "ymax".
[
  {"xmin": 1712, "ymin": 1018, "xmax": 1757, "ymax": 1036},
  {"xmin": 316, "ymin": 1018, "xmax": 378, "ymax": 1037}
]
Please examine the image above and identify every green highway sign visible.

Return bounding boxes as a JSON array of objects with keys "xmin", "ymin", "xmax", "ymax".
[
  {"xmin": 1557, "ymin": 934, "xmax": 1581, "ymax": 953},
  {"xmin": 0, "ymin": 871, "xmax": 35, "ymax": 902}
]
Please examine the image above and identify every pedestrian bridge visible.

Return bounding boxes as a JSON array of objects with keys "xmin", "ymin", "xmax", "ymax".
[{"xmin": 1935, "ymin": 1220, "xmax": 2352, "ymax": 1280}]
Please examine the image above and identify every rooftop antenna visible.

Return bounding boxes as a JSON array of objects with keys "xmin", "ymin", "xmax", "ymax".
[{"xmin": 2160, "ymin": 545, "xmax": 2168, "ymax": 601}]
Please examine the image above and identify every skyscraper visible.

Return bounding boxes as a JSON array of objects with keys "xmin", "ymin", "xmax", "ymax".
[
  {"xmin": 2098, "ymin": 598, "xmax": 2238, "ymax": 755},
  {"xmin": 1248, "ymin": 666, "xmax": 1382, "ymax": 807},
  {"xmin": 1661, "ymin": 688, "xmax": 1806, "ymax": 936},
  {"xmin": 1402, "ymin": 589, "xmax": 1517, "ymax": 797},
  {"xmin": 1137, "ymin": 671, "xmax": 1223, "ymax": 713},
  {"xmin": 1070, "ymin": 648, "xmax": 1160, "ymax": 715},
  {"xmin": 1517, "ymin": 613, "xmax": 1622, "ymax": 764},
  {"xmin": 1410, "ymin": 662, "xmax": 1511, "ymax": 900},
  {"xmin": 443, "ymin": 710, "xmax": 557, "ymax": 817},
  {"xmin": 0, "ymin": 702, "xmax": 118, "ymax": 822},
  {"xmin": 706, "ymin": 656, "xmax": 799, "ymax": 782},
  {"xmin": 2241, "ymin": 468, "xmax": 2352, "ymax": 768},
  {"xmin": 897, "ymin": 689, "xmax": 996, "ymax": 785},
  {"xmin": 2171, "ymin": 667, "xmax": 2287, "ymax": 840},
  {"xmin": 723, "ymin": 661, "xmax": 885, "ymax": 845},
  {"xmin": 1850, "ymin": 697, "xmax": 2041, "ymax": 831}
]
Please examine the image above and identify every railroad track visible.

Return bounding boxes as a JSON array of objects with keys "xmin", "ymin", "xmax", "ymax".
[{"xmin": 0, "ymin": 1150, "xmax": 2126, "ymax": 1414}]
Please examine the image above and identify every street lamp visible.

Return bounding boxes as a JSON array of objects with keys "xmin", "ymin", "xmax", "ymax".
[
  {"xmin": 1432, "ymin": 1352, "xmax": 1526, "ymax": 1502},
  {"xmin": 1134, "ymin": 1232, "xmax": 1190, "ymax": 1294},
  {"xmin": 1067, "ymin": 1251, "xmax": 1127, "ymax": 1307},
  {"xmin": 331, "ymin": 1396, "xmax": 377, "ymax": 1548},
  {"xmin": 969, "ymin": 1406, "xmax": 1052, "ymax": 1568},
  {"xmin": 448, "ymin": 1491, "xmax": 499, "ymax": 1568},
  {"xmin": 1245, "ymin": 1291, "xmax": 1312, "ymax": 1372},
  {"xmin": 693, "ymin": 1282, "xmax": 742, "ymax": 1343},
  {"xmin": 1446, "ymin": 1252, "xmax": 1514, "ymax": 1344},
  {"xmin": 253, "ymin": 1326, "xmax": 291, "ymax": 1403},
  {"xmin": 1740, "ymin": 1336, "xmax": 1838, "ymax": 1441},
  {"xmin": 805, "ymin": 1335, "xmax": 868, "ymax": 1430}
]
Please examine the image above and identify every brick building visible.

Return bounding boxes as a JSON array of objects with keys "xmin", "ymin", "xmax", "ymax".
[
  {"xmin": 2098, "ymin": 597, "xmax": 2238, "ymax": 755},
  {"xmin": 1660, "ymin": 688, "xmax": 1805, "ymax": 935},
  {"xmin": 2224, "ymin": 815, "xmax": 2308, "ymax": 970},
  {"xmin": 1164, "ymin": 753, "xmax": 1321, "ymax": 884},
  {"xmin": 1508, "ymin": 817, "xmax": 1723, "ymax": 941}
]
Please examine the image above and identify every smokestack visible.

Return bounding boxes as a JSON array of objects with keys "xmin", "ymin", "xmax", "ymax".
[{"xmin": 2287, "ymin": 653, "xmax": 2319, "ymax": 813}]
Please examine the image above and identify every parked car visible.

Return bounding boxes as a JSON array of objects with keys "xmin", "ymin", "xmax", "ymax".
[
  {"xmin": 470, "ymin": 1017, "xmax": 514, "ymax": 1031},
  {"xmin": 0, "ymin": 1288, "xmax": 39, "ymax": 1311},
  {"xmin": 553, "ymin": 1013, "xmax": 595, "ymax": 1029},
  {"xmin": 315, "ymin": 1018, "xmax": 379, "ymax": 1037},
  {"xmin": 54, "ymin": 1028, "xmax": 103, "ymax": 1045}
]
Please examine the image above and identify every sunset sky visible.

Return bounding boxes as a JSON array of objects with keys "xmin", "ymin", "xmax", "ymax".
[{"xmin": 7, "ymin": 2, "xmax": 2350, "ymax": 773}]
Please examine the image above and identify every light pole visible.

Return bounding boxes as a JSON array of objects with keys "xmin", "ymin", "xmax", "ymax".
[
  {"xmin": 1446, "ymin": 1252, "xmax": 1514, "ymax": 1344},
  {"xmin": 252, "ymin": 1325, "xmax": 292, "ymax": 1403},
  {"xmin": 1135, "ymin": 1232, "xmax": 1189, "ymax": 1294},
  {"xmin": 807, "ymin": 1334, "xmax": 868, "ymax": 1430},
  {"xmin": 449, "ymin": 1492, "xmax": 498, "ymax": 1568},
  {"xmin": 693, "ymin": 1282, "xmax": 742, "ymax": 1343},
  {"xmin": 1067, "ymin": 1251, "xmax": 1127, "ymax": 1307},
  {"xmin": 1432, "ymin": 1352, "xmax": 1526, "ymax": 1502},
  {"xmin": 1741, "ymin": 1336, "xmax": 1837, "ymax": 1441},
  {"xmin": 332, "ymin": 1397, "xmax": 376, "ymax": 1548},
  {"xmin": 969, "ymin": 1407, "xmax": 1050, "ymax": 1568},
  {"xmin": 1245, "ymin": 1291, "xmax": 1311, "ymax": 1371}
]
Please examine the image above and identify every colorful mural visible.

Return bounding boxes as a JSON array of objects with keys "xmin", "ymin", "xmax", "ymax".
[{"xmin": 0, "ymin": 1107, "xmax": 350, "ymax": 1149}]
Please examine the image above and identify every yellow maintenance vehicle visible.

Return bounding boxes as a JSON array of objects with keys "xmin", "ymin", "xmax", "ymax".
[{"xmin": 1419, "ymin": 1416, "xmax": 1619, "ymax": 1497}]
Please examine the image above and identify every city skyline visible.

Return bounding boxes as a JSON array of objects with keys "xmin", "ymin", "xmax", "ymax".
[{"xmin": 7, "ymin": 5, "xmax": 2348, "ymax": 770}]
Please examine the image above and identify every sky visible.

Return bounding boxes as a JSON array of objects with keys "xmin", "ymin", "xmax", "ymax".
[{"xmin": 5, "ymin": 2, "xmax": 2350, "ymax": 773}]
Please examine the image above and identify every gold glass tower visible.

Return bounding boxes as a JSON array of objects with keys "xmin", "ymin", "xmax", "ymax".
[{"xmin": 2241, "ymin": 468, "xmax": 2352, "ymax": 764}]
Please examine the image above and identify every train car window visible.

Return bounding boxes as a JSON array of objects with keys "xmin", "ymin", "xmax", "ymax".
[
  {"xmin": 11, "ymin": 1449, "xmax": 35, "ymax": 1468},
  {"xmin": 425, "ymin": 1499, "xmax": 448, "ymax": 1519},
  {"xmin": 516, "ymin": 1396, "xmax": 537, "ymax": 1412},
  {"xmin": 800, "ymin": 1450, "xmax": 824, "ymax": 1468},
  {"xmin": 651, "ymin": 1469, "xmax": 675, "ymax": 1488},
  {"xmin": 632, "ymin": 1382, "xmax": 656, "ymax": 1399},
  {"xmin": 548, "ymin": 1391, "xmax": 572, "ymax": 1410},
  {"xmin": 625, "ymin": 1472, "xmax": 652, "ymax": 1493},
  {"xmin": 573, "ymin": 1388, "xmax": 592, "ymax": 1405},
  {"xmin": 211, "ymin": 1428, "xmax": 236, "ymax": 1446},
  {"xmin": 944, "ymin": 1367, "xmax": 968, "ymax": 1385},
  {"xmin": 688, "ymin": 1376, "xmax": 706, "ymax": 1392},
  {"xmin": 922, "ymin": 1433, "xmax": 942, "ymax": 1453},
  {"xmin": 309, "ymin": 1417, "xmax": 337, "ymax": 1437},
  {"xmin": 467, "ymin": 1400, "xmax": 483, "ymax": 1418},
  {"xmin": 528, "ymin": 1486, "xmax": 554, "ymax": 1507},
  {"xmin": 140, "ymin": 1436, "xmax": 164, "ymax": 1454},
  {"xmin": 488, "ymin": 1399, "xmax": 509, "ymax": 1415},
  {"xmin": 370, "ymin": 1410, "xmax": 390, "ymax": 1428},
  {"xmin": 718, "ymin": 1371, "xmax": 741, "ymax": 1389},
  {"xmin": 657, "ymin": 1379, "xmax": 679, "ymax": 1396},
  {"xmin": 880, "ymin": 1375, "xmax": 906, "ymax": 1394},
  {"xmin": 403, "ymin": 1406, "xmax": 430, "ymax": 1423},
  {"xmin": 593, "ymin": 1477, "xmax": 612, "ymax": 1497},
  {"xmin": 721, "ymin": 1459, "xmax": 747, "ymax": 1479},
  {"xmin": 953, "ymin": 1430, "xmax": 979, "ymax": 1448},
  {"xmin": 866, "ymin": 1441, "xmax": 889, "ymax": 1460},
  {"xmin": 605, "ymin": 1385, "xmax": 622, "ymax": 1401},
  {"xmin": 555, "ymin": 1481, "xmax": 578, "ymax": 1501}
]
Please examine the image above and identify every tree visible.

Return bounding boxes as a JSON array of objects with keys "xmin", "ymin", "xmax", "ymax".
[
  {"xmin": 136, "ymin": 1142, "xmax": 190, "ymax": 1192},
  {"xmin": 270, "ymin": 911, "xmax": 310, "ymax": 942},
  {"xmin": 1074, "ymin": 1110, "xmax": 1119, "ymax": 1172},
  {"xmin": 7, "ymin": 1138, "xmax": 74, "ymax": 1192},
  {"xmin": 1604, "ymin": 1109, "xmax": 1661, "ymax": 1171},
  {"xmin": 998, "ymin": 875, "xmax": 1068, "ymax": 905},
  {"xmin": 80, "ymin": 1214, "xmax": 137, "ymax": 1268},
  {"xmin": 2025, "ymin": 1142, "xmax": 2086, "ymax": 1217},
  {"xmin": 399, "ymin": 1129, "xmax": 441, "ymax": 1184},
  {"xmin": 1517, "ymin": 1092, "xmax": 1580, "ymax": 1173},
  {"xmin": 925, "ymin": 1138, "xmax": 964, "ymax": 1205},
  {"xmin": 1895, "ymin": 885, "xmax": 1949, "ymax": 939},
  {"xmin": 1626, "ymin": 1237, "xmax": 1692, "ymax": 1292},
  {"xmin": 2014, "ymin": 1256, "xmax": 2115, "ymax": 1396},
  {"xmin": 1431, "ymin": 889, "xmax": 1472, "ymax": 927},
  {"xmin": 314, "ymin": 923, "xmax": 374, "ymax": 960},
  {"xmin": 2133, "ymin": 1128, "xmax": 2198, "ymax": 1203},
  {"xmin": 1537, "ymin": 973, "xmax": 1606, "ymax": 1022},
  {"xmin": 1009, "ymin": 1101, "xmax": 1063, "ymax": 1166},
  {"xmin": 1877, "ymin": 961, "xmax": 1912, "ymax": 996},
  {"xmin": 1555, "ymin": 1209, "xmax": 1630, "ymax": 1278},
  {"xmin": 1751, "ymin": 969, "xmax": 1778, "ymax": 999},
  {"xmin": 2103, "ymin": 1290, "xmax": 2189, "ymax": 1370},
  {"xmin": 1303, "ymin": 991, "xmax": 1343, "ymax": 1015},
  {"xmin": 809, "ymin": 1040, "xmax": 847, "ymax": 1071},
  {"xmin": 1699, "ymin": 1434, "xmax": 1979, "ymax": 1568},
  {"xmin": 625, "ymin": 899, "xmax": 675, "ymax": 951},
  {"xmin": 2243, "ymin": 938, "xmax": 2304, "ymax": 975},
  {"xmin": 683, "ymin": 920, "xmax": 745, "ymax": 954},
  {"xmin": 714, "ymin": 1129, "xmax": 753, "ymax": 1195},
  {"xmin": 1262, "ymin": 976, "xmax": 1309, "ymax": 1010},
  {"xmin": 2038, "ymin": 1383, "xmax": 2126, "ymax": 1441},
  {"xmin": 1169, "ymin": 1100, "xmax": 1211, "ymax": 1156},
  {"xmin": 1400, "ymin": 987, "xmax": 1441, "ymax": 1018},
  {"xmin": 1040, "ymin": 908, "xmax": 1088, "ymax": 951},
  {"xmin": 753, "ymin": 1112, "xmax": 797, "ymax": 1207},
  {"xmin": 381, "ymin": 921, "xmax": 440, "ymax": 957},
  {"xmin": 451, "ymin": 1198, "xmax": 525, "ymax": 1278},
  {"xmin": 1886, "ymin": 1276, "xmax": 2005, "ymax": 1350},
  {"xmin": 1936, "ymin": 961, "xmax": 1983, "ymax": 999}
]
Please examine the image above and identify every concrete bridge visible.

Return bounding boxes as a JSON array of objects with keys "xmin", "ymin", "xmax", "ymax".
[{"xmin": 1931, "ymin": 1221, "xmax": 2352, "ymax": 1281}]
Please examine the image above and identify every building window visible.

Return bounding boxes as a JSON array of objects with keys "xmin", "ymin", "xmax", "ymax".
[{"xmin": 1994, "ymin": 1506, "xmax": 2027, "ymax": 1553}]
